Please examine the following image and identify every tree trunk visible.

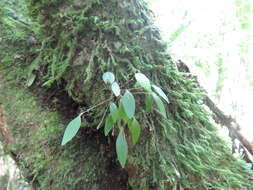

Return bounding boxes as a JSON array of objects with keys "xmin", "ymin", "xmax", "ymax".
[{"xmin": 0, "ymin": 0, "xmax": 252, "ymax": 189}]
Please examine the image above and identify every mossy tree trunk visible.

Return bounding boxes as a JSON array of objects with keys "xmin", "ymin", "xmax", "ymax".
[{"xmin": 0, "ymin": 0, "xmax": 252, "ymax": 189}]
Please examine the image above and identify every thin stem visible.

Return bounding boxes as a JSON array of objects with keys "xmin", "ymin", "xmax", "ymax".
[
  {"xmin": 132, "ymin": 92, "xmax": 151, "ymax": 95},
  {"xmin": 127, "ymin": 87, "xmax": 143, "ymax": 91},
  {"xmin": 96, "ymin": 106, "xmax": 109, "ymax": 129},
  {"xmin": 80, "ymin": 98, "xmax": 112, "ymax": 115}
]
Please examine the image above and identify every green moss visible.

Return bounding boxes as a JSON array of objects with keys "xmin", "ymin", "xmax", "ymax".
[
  {"xmin": 0, "ymin": 76, "xmax": 110, "ymax": 189},
  {"xmin": 1, "ymin": 0, "xmax": 253, "ymax": 189}
]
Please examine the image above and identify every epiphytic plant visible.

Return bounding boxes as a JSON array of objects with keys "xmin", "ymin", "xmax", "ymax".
[{"xmin": 61, "ymin": 72, "xmax": 169, "ymax": 168}]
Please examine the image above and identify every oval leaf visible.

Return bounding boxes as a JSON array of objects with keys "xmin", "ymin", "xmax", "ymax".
[
  {"xmin": 104, "ymin": 115, "xmax": 114, "ymax": 136},
  {"xmin": 145, "ymin": 94, "xmax": 153, "ymax": 113},
  {"xmin": 110, "ymin": 102, "xmax": 119, "ymax": 122},
  {"xmin": 61, "ymin": 115, "xmax": 81, "ymax": 145},
  {"xmin": 116, "ymin": 130, "xmax": 128, "ymax": 168},
  {"xmin": 118, "ymin": 102, "xmax": 128, "ymax": 120},
  {"xmin": 152, "ymin": 85, "xmax": 169, "ymax": 103},
  {"xmin": 121, "ymin": 90, "xmax": 135, "ymax": 118},
  {"xmin": 102, "ymin": 72, "xmax": 115, "ymax": 84},
  {"xmin": 26, "ymin": 74, "xmax": 36, "ymax": 87},
  {"xmin": 111, "ymin": 82, "xmax": 121, "ymax": 97},
  {"xmin": 128, "ymin": 118, "xmax": 141, "ymax": 145},
  {"xmin": 135, "ymin": 73, "xmax": 151, "ymax": 91},
  {"xmin": 152, "ymin": 92, "xmax": 167, "ymax": 118}
]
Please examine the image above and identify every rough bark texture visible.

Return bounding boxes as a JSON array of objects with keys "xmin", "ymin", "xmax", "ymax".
[{"xmin": 0, "ymin": 0, "xmax": 253, "ymax": 189}]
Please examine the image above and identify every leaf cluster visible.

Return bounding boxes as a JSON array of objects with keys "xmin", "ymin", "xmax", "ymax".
[{"xmin": 61, "ymin": 72, "xmax": 169, "ymax": 168}]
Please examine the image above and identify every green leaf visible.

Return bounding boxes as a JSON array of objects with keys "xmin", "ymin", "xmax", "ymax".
[
  {"xmin": 110, "ymin": 102, "xmax": 119, "ymax": 122},
  {"xmin": 121, "ymin": 90, "xmax": 135, "ymax": 118},
  {"xmin": 152, "ymin": 85, "xmax": 169, "ymax": 103},
  {"xmin": 118, "ymin": 103, "xmax": 127, "ymax": 120},
  {"xmin": 61, "ymin": 115, "xmax": 81, "ymax": 145},
  {"xmin": 102, "ymin": 72, "xmax": 115, "ymax": 84},
  {"xmin": 128, "ymin": 118, "xmax": 141, "ymax": 145},
  {"xmin": 135, "ymin": 73, "xmax": 151, "ymax": 91},
  {"xmin": 116, "ymin": 130, "xmax": 128, "ymax": 168},
  {"xmin": 26, "ymin": 74, "xmax": 36, "ymax": 87},
  {"xmin": 145, "ymin": 94, "xmax": 153, "ymax": 112},
  {"xmin": 111, "ymin": 82, "xmax": 121, "ymax": 97},
  {"xmin": 104, "ymin": 115, "xmax": 114, "ymax": 136},
  {"xmin": 152, "ymin": 92, "xmax": 167, "ymax": 118}
]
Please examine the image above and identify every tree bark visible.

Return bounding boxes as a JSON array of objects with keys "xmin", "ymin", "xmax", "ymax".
[
  {"xmin": 0, "ymin": 0, "xmax": 253, "ymax": 189},
  {"xmin": 178, "ymin": 60, "xmax": 253, "ymax": 158}
]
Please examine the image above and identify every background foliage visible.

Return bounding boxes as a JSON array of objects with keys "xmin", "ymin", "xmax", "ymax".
[{"xmin": 148, "ymin": 0, "xmax": 253, "ymax": 141}]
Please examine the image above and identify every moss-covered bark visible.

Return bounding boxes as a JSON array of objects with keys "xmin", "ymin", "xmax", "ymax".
[{"xmin": 0, "ymin": 0, "xmax": 253, "ymax": 189}]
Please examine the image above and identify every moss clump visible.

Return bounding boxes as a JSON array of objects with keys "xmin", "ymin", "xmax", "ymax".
[{"xmin": 0, "ymin": 75, "xmax": 113, "ymax": 189}]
